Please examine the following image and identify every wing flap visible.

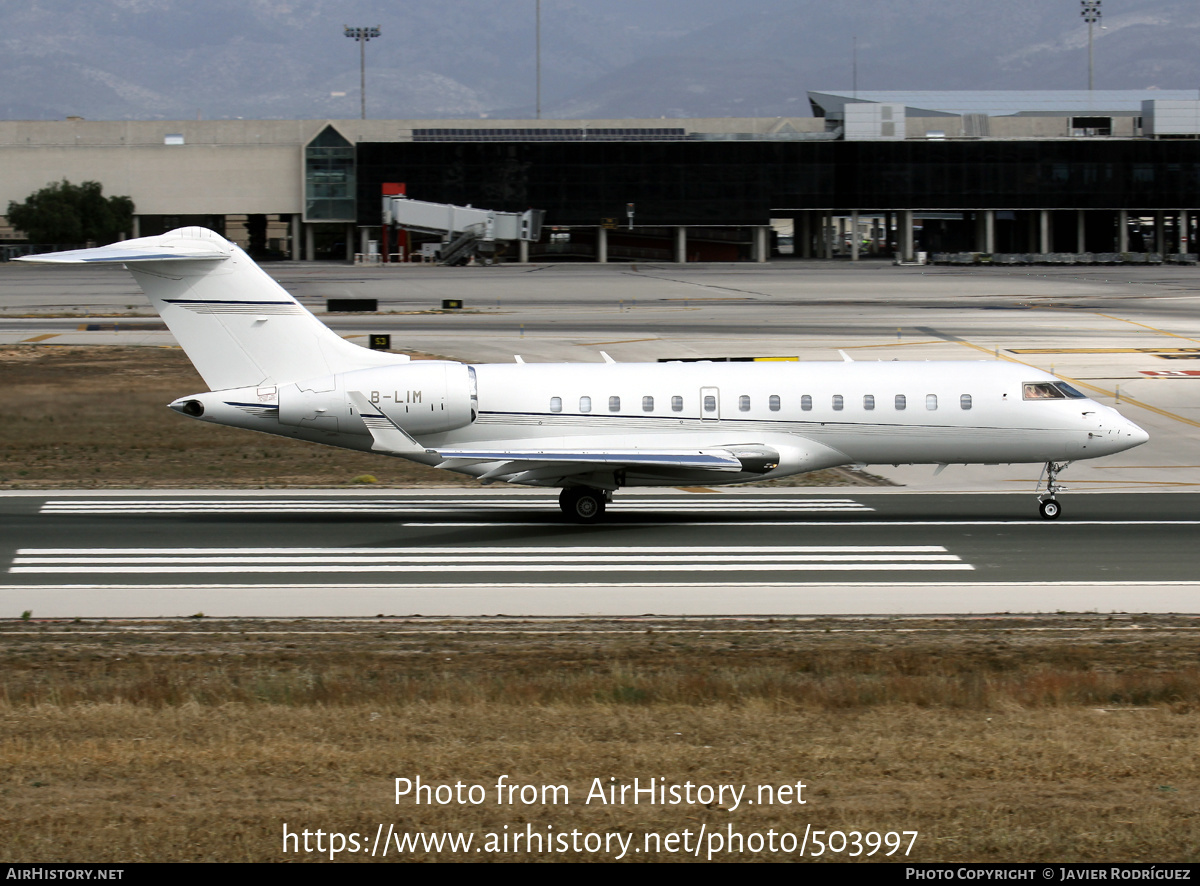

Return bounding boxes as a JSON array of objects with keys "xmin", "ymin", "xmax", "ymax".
[{"xmin": 435, "ymin": 449, "xmax": 746, "ymax": 471}]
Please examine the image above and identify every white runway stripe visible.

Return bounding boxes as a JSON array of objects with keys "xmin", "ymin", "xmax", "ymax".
[
  {"xmin": 11, "ymin": 565, "xmax": 974, "ymax": 573},
  {"xmin": 14, "ymin": 555, "xmax": 961, "ymax": 565},
  {"xmin": 9, "ymin": 545, "xmax": 971, "ymax": 574},
  {"xmin": 39, "ymin": 497, "xmax": 873, "ymax": 514},
  {"xmin": 18, "ymin": 546, "xmax": 947, "ymax": 554},
  {"xmin": 41, "ymin": 497, "xmax": 865, "ymax": 505}
]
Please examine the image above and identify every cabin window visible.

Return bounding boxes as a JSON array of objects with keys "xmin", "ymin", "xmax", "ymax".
[
  {"xmin": 642, "ymin": 395, "xmax": 654, "ymax": 412},
  {"xmin": 671, "ymin": 395, "xmax": 684, "ymax": 412},
  {"xmin": 739, "ymin": 395, "xmax": 751, "ymax": 412},
  {"xmin": 832, "ymin": 395, "xmax": 844, "ymax": 411},
  {"xmin": 550, "ymin": 397, "xmax": 562, "ymax": 413},
  {"xmin": 801, "ymin": 395, "xmax": 812, "ymax": 411},
  {"xmin": 960, "ymin": 394, "xmax": 972, "ymax": 410},
  {"xmin": 926, "ymin": 394, "xmax": 938, "ymax": 410},
  {"xmin": 895, "ymin": 394, "xmax": 906, "ymax": 410},
  {"xmin": 579, "ymin": 396, "xmax": 591, "ymax": 413},
  {"xmin": 1023, "ymin": 382, "xmax": 1066, "ymax": 400},
  {"xmin": 703, "ymin": 395, "xmax": 717, "ymax": 413},
  {"xmin": 769, "ymin": 394, "xmax": 781, "ymax": 412},
  {"xmin": 863, "ymin": 394, "xmax": 875, "ymax": 411},
  {"xmin": 609, "ymin": 396, "xmax": 621, "ymax": 412}
]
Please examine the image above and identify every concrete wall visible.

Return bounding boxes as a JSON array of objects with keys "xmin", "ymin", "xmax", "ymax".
[
  {"xmin": 905, "ymin": 115, "xmax": 1139, "ymax": 140},
  {"xmin": 0, "ymin": 116, "xmax": 824, "ymax": 148},
  {"xmin": 0, "ymin": 143, "xmax": 302, "ymax": 215},
  {"xmin": 0, "ymin": 119, "xmax": 326, "ymax": 147},
  {"xmin": 1143, "ymin": 100, "xmax": 1200, "ymax": 136},
  {"xmin": 844, "ymin": 104, "xmax": 906, "ymax": 140}
]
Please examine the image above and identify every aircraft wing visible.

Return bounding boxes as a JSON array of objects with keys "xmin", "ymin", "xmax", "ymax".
[
  {"xmin": 348, "ymin": 391, "xmax": 780, "ymax": 482},
  {"xmin": 433, "ymin": 446, "xmax": 779, "ymax": 483}
]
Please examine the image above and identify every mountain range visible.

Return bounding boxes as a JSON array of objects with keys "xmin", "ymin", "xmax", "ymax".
[{"xmin": 1, "ymin": 0, "xmax": 1196, "ymax": 121}]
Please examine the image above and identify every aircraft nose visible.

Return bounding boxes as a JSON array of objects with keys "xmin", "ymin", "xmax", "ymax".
[{"xmin": 1120, "ymin": 419, "xmax": 1149, "ymax": 449}]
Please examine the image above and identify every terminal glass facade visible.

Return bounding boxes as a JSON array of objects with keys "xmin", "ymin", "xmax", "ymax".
[
  {"xmin": 305, "ymin": 125, "xmax": 356, "ymax": 222},
  {"xmin": 357, "ymin": 140, "xmax": 1200, "ymax": 226}
]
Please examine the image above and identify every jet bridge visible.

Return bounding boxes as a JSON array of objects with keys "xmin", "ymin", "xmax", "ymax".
[{"xmin": 382, "ymin": 196, "xmax": 544, "ymax": 265}]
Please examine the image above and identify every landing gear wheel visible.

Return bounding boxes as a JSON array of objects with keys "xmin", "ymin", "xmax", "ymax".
[
  {"xmin": 559, "ymin": 487, "xmax": 606, "ymax": 524},
  {"xmin": 1036, "ymin": 461, "xmax": 1070, "ymax": 521}
]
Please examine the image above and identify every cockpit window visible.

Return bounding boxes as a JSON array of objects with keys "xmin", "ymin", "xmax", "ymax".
[
  {"xmin": 1023, "ymin": 383, "xmax": 1066, "ymax": 400},
  {"xmin": 1055, "ymin": 382, "xmax": 1087, "ymax": 399}
]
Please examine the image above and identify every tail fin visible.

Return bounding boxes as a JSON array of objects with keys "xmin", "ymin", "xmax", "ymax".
[{"xmin": 17, "ymin": 227, "xmax": 405, "ymax": 390}]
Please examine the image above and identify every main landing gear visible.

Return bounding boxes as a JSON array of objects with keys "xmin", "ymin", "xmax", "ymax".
[
  {"xmin": 559, "ymin": 486, "xmax": 610, "ymax": 523},
  {"xmin": 1037, "ymin": 461, "xmax": 1069, "ymax": 520}
]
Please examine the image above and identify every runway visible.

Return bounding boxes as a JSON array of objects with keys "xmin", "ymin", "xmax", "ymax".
[
  {"xmin": 4, "ymin": 261, "xmax": 1198, "ymax": 616},
  {"xmin": 2, "ymin": 490, "xmax": 1196, "ymax": 617}
]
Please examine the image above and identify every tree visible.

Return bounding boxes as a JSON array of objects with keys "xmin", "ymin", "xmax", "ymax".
[{"xmin": 6, "ymin": 180, "xmax": 134, "ymax": 245}]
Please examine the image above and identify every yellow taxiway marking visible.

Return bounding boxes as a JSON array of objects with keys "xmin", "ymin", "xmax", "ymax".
[
  {"xmin": 1092, "ymin": 312, "xmax": 1200, "ymax": 346},
  {"xmin": 676, "ymin": 486, "xmax": 720, "ymax": 493},
  {"xmin": 1001, "ymin": 479, "xmax": 1200, "ymax": 488},
  {"xmin": 1010, "ymin": 347, "xmax": 1200, "ymax": 354},
  {"xmin": 20, "ymin": 334, "xmax": 59, "ymax": 343},
  {"xmin": 659, "ymin": 297, "xmax": 754, "ymax": 302},
  {"xmin": 946, "ymin": 338, "xmax": 1200, "ymax": 429},
  {"xmin": 578, "ymin": 337, "xmax": 660, "ymax": 346},
  {"xmin": 842, "ymin": 340, "xmax": 945, "ymax": 349},
  {"xmin": 1092, "ymin": 465, "xmax": 1200, "ymax": 470}
]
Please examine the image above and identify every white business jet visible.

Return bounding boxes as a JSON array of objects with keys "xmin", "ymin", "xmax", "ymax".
[{"xmin": 19, "ymin": 227, "xmax": 1148, "ymax": 522}]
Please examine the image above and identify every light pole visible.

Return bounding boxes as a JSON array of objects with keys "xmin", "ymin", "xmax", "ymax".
[
  {"xmin": 536, "ymin": 0, "xmax": 541, "ymax": 119},
  {"xmin": 344, "ymin": 25, "xmax": 381, "ymax": 119},
  {"xmin": 1080, "ymin": 1, "xmax": 1101, "ymax": 91}
]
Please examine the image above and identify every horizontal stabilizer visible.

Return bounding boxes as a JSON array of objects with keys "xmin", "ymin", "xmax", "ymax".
[
  {"xmin": 15, "ymin": 227, "xmax": 404, "ymax": 391},
  {"xmin": 15, "ymin": 237, "xmax": 230, "ymax": 264}
]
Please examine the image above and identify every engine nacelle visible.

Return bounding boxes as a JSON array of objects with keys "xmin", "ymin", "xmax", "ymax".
[{"xmin": 278, "ymin": 363, "xmax": 476, "ymax": 436}]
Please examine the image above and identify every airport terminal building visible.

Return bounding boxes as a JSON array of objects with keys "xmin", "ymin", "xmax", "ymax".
[{"xmin": 3, "ymin": 90, "xmax": 1200, "ymax": 263}]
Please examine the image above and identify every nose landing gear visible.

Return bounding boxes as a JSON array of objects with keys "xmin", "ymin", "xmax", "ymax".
[
  {"xmin": 1036, "ymin": 461, "xmax": 1070, "ymax": 520},
  {"xmin": 1038, "ymin": 498, "xmax": 1061, "ymax": 520}
]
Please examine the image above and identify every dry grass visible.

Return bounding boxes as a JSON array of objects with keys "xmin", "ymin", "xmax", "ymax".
[
  {"xmin": 0, "ymin": 345, "xmax": 870, "ymax": 489},
  {"xmin": 2, "ymin": 616, "xmax": 1199, "ymax": 862},
  {"xmin": 0, "ymin": 345, "xmax": 482, "ymax": 488}
]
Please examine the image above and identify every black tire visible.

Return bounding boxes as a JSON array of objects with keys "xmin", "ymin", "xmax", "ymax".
[
  {"xmin": 1039, "ymin": 499, "xmax": 1061, "ymax": 520},
  {"xmin": 559, "ymin": 487, "xmax": 606, "ymax": 523}
]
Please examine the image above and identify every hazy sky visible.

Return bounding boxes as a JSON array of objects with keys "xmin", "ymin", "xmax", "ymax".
[{"xmin": 2, "ymin": 1, "xmax": 1196, "ymax": 120}]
